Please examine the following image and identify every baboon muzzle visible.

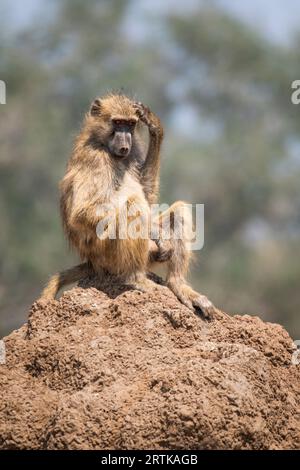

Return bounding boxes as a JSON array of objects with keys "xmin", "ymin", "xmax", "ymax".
[{"xmin": 114, "ymin": 131, "xmax": 132, "ymax": 157}]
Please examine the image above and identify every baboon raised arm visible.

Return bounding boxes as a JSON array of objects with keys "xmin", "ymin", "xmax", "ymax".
[
  {"xmin": 40, "ymin": 92, "xmax": 215, "ymax": 319},
  {"xmin": 133, "ymin": 102, "xmax": 164, "ymax": 205}
]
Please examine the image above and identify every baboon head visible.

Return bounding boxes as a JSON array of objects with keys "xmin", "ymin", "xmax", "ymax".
[{"xmin": 90, "ymin": 93, "xmax": 138, "ymax": 158}]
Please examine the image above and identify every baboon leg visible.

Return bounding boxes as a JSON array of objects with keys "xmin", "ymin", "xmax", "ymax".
[
  {"xmin": 153, "ymin": 201, "xmax": 215, "ymax": 319},
  {"xmin": 90, "ymin": 194, "xmax": 151, "ymax": 275},
  {"xmin": 89, "ymin": 195, "xmax": 158, "ymax": 293}
]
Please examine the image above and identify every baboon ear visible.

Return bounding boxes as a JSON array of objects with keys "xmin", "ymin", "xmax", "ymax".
[{"xmin": 90, "ymin": 98, "xmax": 102, "ymax": 116}]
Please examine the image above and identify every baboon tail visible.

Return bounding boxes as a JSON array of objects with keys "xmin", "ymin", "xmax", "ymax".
[{"xmin": 40, "ymin": 262, "xmax": 93, "ymax": 300}]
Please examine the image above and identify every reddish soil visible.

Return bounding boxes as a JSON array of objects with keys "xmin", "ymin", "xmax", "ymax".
[{"xmin": 0, "ymin": 275, "xmax": 299, "ymax": 449}]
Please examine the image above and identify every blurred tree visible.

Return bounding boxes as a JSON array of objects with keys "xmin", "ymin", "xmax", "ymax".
[
  {"xmin": 0, "ymin": 1, "xmax": 299, "ymax": 338},
  {"xmin": 164, "ymin": 7, "xmax": 300, "ymax": 334}
]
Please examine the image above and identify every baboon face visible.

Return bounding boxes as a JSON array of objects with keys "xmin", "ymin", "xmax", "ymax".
[
  {"xmin": 108, "ymin": 118, "xmax": 137, "ymax": 158},
  {"xmin": 90, "ymin": 94, "xmax": 138, "ymax": 159}
]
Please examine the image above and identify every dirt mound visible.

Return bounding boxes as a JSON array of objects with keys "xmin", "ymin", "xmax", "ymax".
[{"xmin": 0, "ymin": 275, "xmax": 299, "ymax": 450}]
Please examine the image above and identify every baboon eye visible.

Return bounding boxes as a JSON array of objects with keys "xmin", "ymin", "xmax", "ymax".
[{"xmin": 113, "ymin": 119, "xmax": 136, "ymax": 129}]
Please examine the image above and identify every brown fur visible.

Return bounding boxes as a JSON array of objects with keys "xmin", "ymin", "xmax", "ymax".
[{"xmin": 41, "ymin": 93, "xmax": 215, "ymax": 318}]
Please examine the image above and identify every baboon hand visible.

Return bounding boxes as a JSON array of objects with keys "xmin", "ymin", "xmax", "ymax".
[
  {"xmin": 133, "ymin": 101, "xmax": 161, "ymax": 135},
  {"xmin": 149, "ymin": 238, "xmax": 173, "ymax": 263},
  {"xmin": 133, "ymin": 101, "xmax": 151, "ymax": 122},
  {"xmin": 154, "ymin": 239, "xmax": 173, "ymax": 262}
]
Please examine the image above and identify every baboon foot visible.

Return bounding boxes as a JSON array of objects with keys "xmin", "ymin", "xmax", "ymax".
[
  {"xmin": 168, "ymin": 279, "xmax": 215, "ymax": 320},
  {"xmin": 126, "ymin": 273, "xmax": 158, "ymax": 293}
]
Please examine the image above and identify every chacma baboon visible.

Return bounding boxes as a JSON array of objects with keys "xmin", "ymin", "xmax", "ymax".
[{"xmin": 41, "ymin": 93, "xmax": 215, "ymax": 318}]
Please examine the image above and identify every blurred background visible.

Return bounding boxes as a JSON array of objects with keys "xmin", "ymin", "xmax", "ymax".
[{"xmin": 0, "ymin": 0, "xmax": 299, "ymax": 338}]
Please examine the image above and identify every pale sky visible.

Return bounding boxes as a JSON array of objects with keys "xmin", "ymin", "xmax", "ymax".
[
  {"xmin": 216, "ymin": 0, "xmax": 300, "ymax": 44},
  {"xmin": 2, "ymin": 0, "xmax": 300, "ymax": 45}
]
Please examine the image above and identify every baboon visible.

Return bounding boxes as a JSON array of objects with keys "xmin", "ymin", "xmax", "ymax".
[{"xmin": 41, "ymin": 93, "xmax": 215, "ymax": 318}]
